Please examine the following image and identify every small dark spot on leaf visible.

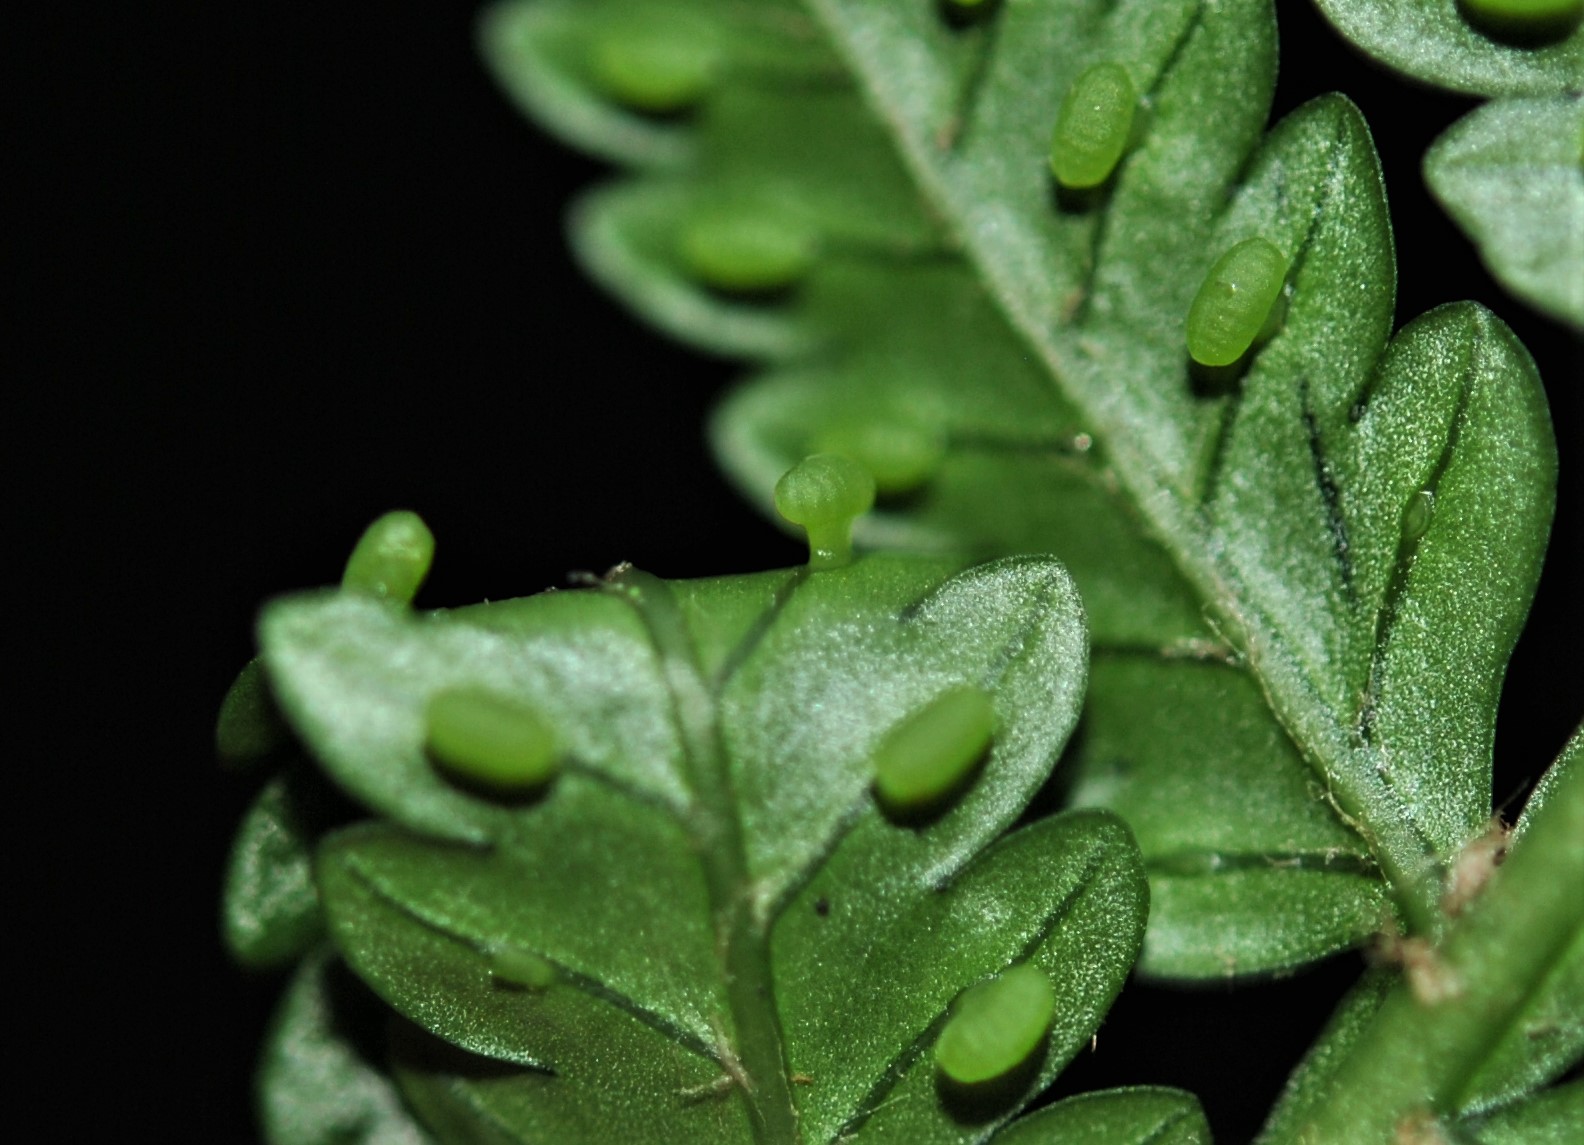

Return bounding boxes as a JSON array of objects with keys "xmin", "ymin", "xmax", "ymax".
[{"xmin": 814, "ymin": 897, "xmax": 830, "ymax": 917}]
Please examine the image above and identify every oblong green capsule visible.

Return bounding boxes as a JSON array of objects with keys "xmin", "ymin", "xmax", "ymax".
[
  {"xmin": 424, "ymin": 687, "xmax": 560, "ymax": 793},
  {"xmin": 587, "ymin": 15, "xmax": 719, "ymax": 113},
  {"xmin": 1459, "ymin": 0, "xmax": 1583, "ymax": 42},
  {"xmin": 813, "ymin": 418, "xmax": 946, "ymax": 497},
  {"xmin": 341, "ymin": 510, "xmax": 435, "ymax": 607},
  {"xmin": 489, "ymin": 946, "xmax": 557, "ymax": 991},
  {"xmin": 1185, "ymin": 238, "xmax": 1289, "ymax": 367},
  {"xmin": 1049, "ymin": 63, "xmax": 1138, "ymax": 190},
  {"xmin": 934, "ymin": 962, "xmax": 1056, "ymax": 1084},
  {"xmin": 773, "ymin": 453, "xmax": 876, "ymax": 570},
  {"xmin": 873, "ymin": 685, "xmax": 995, "ymax": 815},
  {"xmin": 679, "ymin": 208, "xmax": 816, "ymax": 293}
]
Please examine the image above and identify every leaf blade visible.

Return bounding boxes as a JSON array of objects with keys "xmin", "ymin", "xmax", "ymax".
[
  {"xmin": 1311, "ymin": 0, "xmax": 1584, "ymax": 97},
  {"xmin": 1426, "ymin": 94, "xmax": 1584, "ymax": 329}
]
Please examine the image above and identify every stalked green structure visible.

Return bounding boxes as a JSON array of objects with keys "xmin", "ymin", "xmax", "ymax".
[{"xmin": 773, "ymin": 453, "xmax": 876, "ymax": 570}]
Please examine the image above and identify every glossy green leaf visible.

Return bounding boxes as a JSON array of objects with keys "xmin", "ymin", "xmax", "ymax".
[
  {"xmin": 320, "ymin": 844, "xmax": 752, "ymax": 1144},
  {"xmin": 1312, "ymin": 0, "xmax": 1584, "ymax": 96},
  {"xmin": 994, "ymin": 1087, "xmax": 1212, "ymax": 1144},
  {"xmin": 257, "ymin": 948, "xmax": 432, "ymax": 1145},
  {"xmin": 260, "ymin": 584, "xmax": 687, "ymax": 845},
  {"xmin": 389, "ymin": 1014, "xmax": 758, "ymax": 1144},
  {"xmin": 497, "ymin": 0, "xmax": 1557, "ymax": 962},
  {"xmin": 1260, "ymin": 746, "xmax": 1584, "ymax": 1143},
  {"xmin": 260, "ymin": 552, "xmax": 1149, "ymax": 1140},
  {"xmin": 222, "ymin": 771, "xmax": 327, "ymax": 969},
  {"xmin": 1426, "ymin": 94, "xmax": 1584, "ymax": 328}
]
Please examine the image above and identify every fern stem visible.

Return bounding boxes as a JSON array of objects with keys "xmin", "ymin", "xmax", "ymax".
[{"xmin": 1260, "ymin": 733, "xmax": 1583, "ymax": 1144}]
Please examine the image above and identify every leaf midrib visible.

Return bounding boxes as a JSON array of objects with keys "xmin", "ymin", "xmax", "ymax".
[
  {"xmin": 800, "ymin": 0, "xmax": 1445, "ymax": 929},
  {"xmin": 605, "ymin": 568, "xmax": 801, "ymax": 1144}
]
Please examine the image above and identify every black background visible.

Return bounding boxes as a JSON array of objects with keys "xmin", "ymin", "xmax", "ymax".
[{"xmin": 19, "ymin": 1, "xmax": 1580, "ymax": 1139}]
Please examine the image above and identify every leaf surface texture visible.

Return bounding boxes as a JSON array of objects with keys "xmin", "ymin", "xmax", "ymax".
[
  {"xmin": 261, "ymin": 555, "xmax": 1150, "ymax": 1140},
  {"xmin": 484, "ymin": 0, "xmax": 1556, "ymax": 971}
]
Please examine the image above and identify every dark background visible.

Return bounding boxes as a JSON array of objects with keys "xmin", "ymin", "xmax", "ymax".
[{"xmin": 20, "ymin": 1, "xmax": 1579, "ymax": 1139}]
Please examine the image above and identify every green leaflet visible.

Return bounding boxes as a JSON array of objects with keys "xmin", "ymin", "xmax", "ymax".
[
  {"xmin": 259, "ymin": 548, "xmax": 1151, "ymax": 1140},
  {"xmin": 710, "ymin": 264, "xmax": 1208, "ymax": 649},
  {"xmin": 489, "ymin": 0, "xmax": 1556, "ymax": 971},
  {"xmin": 1426, "ymin": 94, "xmax": 1584, "ymax": 328},
  {"xmin": 1068, "ymin": 654, "xmax": 1387, "ymax": 978},
  {"xmin": 993, "ymin": 1087, "xmax": 1211, "ymax": 1144},
  {"xmin": 216, "ymin": 657, "xmax": 289, "ymax": 767},
  {"xmin": 1312, "ymin": 0, "xmax": 1584, "ymax": 97},
  {"xmin": 261, "ymin": 583, "xmax": 690, "ymax": 845},
  {"xmin": 1254, "ymin": 968, "xmax": 1397, "ymax": 1144},
  {"xmin": 222, "ymin": 771, "xmax": 326, "ymax": 969},
  {"xmin": 257, "ymin": 948, "xmax": 433, "ymax": 1145},
  {"xmin": 320, "ymin": 847, "xmax": 754, "ymax": 1144}
]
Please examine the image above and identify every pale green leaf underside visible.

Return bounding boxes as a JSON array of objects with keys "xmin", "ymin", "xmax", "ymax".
[
  {"xmin": 264, "ymin": 555, "xmax": 1152, "ymax": 1140},
  {"xmin": 1426, "ymin": 94, "xmax": 1584, "ymax": 328},
  {"xmin": 1312, "ymin": 0, "xmax": 1584, "ymax": 96},
  {"xmin": 487, "ymin": 0, "xmax": 1556, "ymax": 967},
  {"xmin": 258, "ymin": 948, "xmax": 433, "ymax": 1145}
]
